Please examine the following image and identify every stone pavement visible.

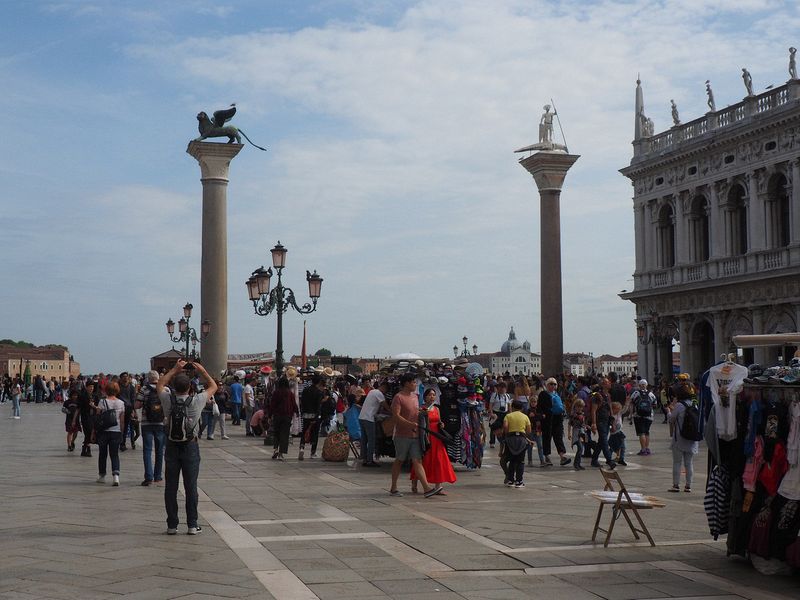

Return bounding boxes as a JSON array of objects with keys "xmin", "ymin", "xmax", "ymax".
[{"xmin": 1, "ymin": 405, "xmax": 798, "ymax": 600}]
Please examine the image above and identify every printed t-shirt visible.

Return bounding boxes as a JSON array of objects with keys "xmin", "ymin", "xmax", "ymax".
[
  {"xmin": 360, "ymin": 389, "xmax": 384, "ymax": 422},
  {"xmin": 708, "ymin": 362, "xmax": 748, "ymax": 441},
  {"xmin": 392, "ymin": 391, "xmax": 419, "ymax": 439},
  {"xmin": 504, "ymin": 411, "xmax": 531, "ymax": 434},
  {"xmin": 243, "ymin": 384, "xmax": 255, "ymax": 408}
]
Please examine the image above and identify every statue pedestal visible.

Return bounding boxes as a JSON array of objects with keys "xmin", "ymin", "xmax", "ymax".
[
  {"xmin": 519, "ymin": 150, "xmax": 580, "ymax": 377},
  {"xmin": 187, "ymin": 141, "xmax": 243, "ymax": 377}
]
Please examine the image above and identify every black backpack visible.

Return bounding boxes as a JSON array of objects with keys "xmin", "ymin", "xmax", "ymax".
[
  {"xmin": 635, "ymin": 392, "xmax": 652, "ymax": 418},
  {"xmin": 168, "ymin": 392, "xmax": 195, "ymax": 442},
  {"xmin": 142, "ymin": 386, "xmax": 164, "ymax": 423},
  {"xmin": 679, "ymin": 401, "xmax": 703, "ymax": 442},
  {"xmin": 94, "ymin": 399, "xmax": 118, "ymax": 432}
]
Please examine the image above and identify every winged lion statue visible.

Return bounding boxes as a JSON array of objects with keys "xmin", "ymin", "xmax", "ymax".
[{"xmin": 195, "ymin": 104, "xmax": 267, "ymax": 151}]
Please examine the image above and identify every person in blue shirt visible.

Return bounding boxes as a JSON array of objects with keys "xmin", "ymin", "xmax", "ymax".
[{"xmin": 229, "ymin": 376, "xmax": 243, "ymax": 426}]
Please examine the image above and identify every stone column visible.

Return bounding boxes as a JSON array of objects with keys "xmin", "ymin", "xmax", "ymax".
[
  {"xmin": 709, "ymin": 184, "xmax": 724, "ymax": 259},
  {"xmin": 748, "ymin": 170, "xmax": 765, "ymax": 252},
  {"xmin": 792, "ymin": 160, "xmax": 800, "ymax": 245},
  {"xmin": 674, "ymin": 193, "xmax": 688, "ymax": 266},
  {"xmin": 634, "ymin": 203, "xmax": 645, "ymax": 274},
  {"xmin": 187, "ymin": 141, "xmax": 243, "ymax": 378},
  {"xmin": 678, "ymin": 317, "xmax": 691, "ymax": 376},
  {"xmin": 518, "ymin": 150, "xmax": 580, "ymax": 377},
  {"xmin": 713, "ymin": 312, "xmax": 727, "ymax": 362},
  {"xmin": 752, "ymin": 308, "xmax": 767, "ymax": 366}
]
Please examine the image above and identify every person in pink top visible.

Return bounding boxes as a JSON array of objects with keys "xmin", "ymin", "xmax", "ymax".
[{"xmin": 388, "ymin": 373, "xmax": 441, "ymax": 498}]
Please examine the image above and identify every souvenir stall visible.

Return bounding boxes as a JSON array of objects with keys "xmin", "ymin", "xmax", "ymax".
[{"xmin": 701, "ymin": 334, "xmax": 800, "ymax": 575}]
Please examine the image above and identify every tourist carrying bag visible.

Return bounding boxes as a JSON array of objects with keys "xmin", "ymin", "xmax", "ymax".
[{"xmin": 94, "ymin": 399, "xmax": 118, "ymax": 432}]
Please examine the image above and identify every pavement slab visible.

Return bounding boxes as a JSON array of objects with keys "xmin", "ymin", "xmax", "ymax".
[{"xmin": 1, "ymin": 406, "xmax": 798, "ymax": 600}]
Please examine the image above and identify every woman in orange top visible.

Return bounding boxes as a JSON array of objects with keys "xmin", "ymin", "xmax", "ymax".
[{"xmin": 411, "ymin": 389, "xmax": 457, "ymax": 494}]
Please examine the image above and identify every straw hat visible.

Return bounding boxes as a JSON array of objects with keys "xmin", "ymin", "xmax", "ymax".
[
  {"xmin": 285, "ymin": 366, "xmax": 298, "ymax": 379},
  {"xmin": 323, "ymin": 366, "xmax": 335, "ymax": 377}
]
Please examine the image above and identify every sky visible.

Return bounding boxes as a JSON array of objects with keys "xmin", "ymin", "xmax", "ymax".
[{"xmin": 2, "ymin": 0, "xmax": 800, "ymax": 373}]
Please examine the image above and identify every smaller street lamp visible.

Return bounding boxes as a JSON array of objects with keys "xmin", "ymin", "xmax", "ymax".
[
  {"xmin": 166, "ymin": 302, "xmax": 210, "ymax": 360},
  {"xmin": 454, "ymin": 336, "xmax": 476, "ymax": 358}
]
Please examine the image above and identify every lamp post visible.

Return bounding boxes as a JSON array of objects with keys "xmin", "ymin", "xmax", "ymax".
[
  {"xmin": 453, "ymin": 336, "xmax": 477, "ymax": 358},
  {"xmin": 246, "ymin": 241, "xmax": 323, "ymax": 375},
  {"xmin": 637, "ymin": 310, "xmax": 667, "ymax": 383},
  {"xmin": 166, "ymin": 302, "xmax": 211, "ymax": 360},
  {"xmin": 589, "ymin": 351, "xmax": 595, "ymax": 375}
]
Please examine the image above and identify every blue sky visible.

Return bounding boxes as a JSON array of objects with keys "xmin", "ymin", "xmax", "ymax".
[{"xmin": 2, "ymin": 0, "xmax": 799, "ymax": 373}]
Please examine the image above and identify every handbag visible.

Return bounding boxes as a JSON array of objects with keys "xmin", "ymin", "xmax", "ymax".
[{"xmin": 212, "ymin": 402, "xmax": 220, "ymax": 417}]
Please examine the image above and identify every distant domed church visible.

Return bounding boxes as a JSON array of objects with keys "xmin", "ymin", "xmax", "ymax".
[{"xmin": 490, "ymin": 327, "xmax": 541, "ymax": 375}]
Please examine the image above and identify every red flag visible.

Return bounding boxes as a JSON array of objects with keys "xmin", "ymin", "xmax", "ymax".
[{"xmin": 301, "ymin": 320, "xmax": 307, "ymax": 370}]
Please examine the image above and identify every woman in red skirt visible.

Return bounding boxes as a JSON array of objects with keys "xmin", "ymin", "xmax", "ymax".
[{"xmin": 412, "ymin": 389, "xmax": 457, "ymax": 495}]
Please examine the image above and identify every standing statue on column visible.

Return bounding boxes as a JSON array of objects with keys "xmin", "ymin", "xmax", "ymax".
[
  {"xmin": 790, "ymin": 47, "xmax": 797, "ymax": 80},
  {"xmin": 539, "ymin": 104, "xmax": 555, "ymax": 144},
  {"xmin": 705, "ymin": 80, "xmax": 716, "ymax": 112},
  {"xmin": 670, "ymin": 100, "xmax": 680, "ymax": 126},
  {"xmin": 742, "ymin": 68, "xmax": 754, "ymax": 96}
]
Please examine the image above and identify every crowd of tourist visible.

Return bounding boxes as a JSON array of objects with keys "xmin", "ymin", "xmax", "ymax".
[{"xmin": 3, "ymin": 361, "xmax": 702, "ymax": 533}]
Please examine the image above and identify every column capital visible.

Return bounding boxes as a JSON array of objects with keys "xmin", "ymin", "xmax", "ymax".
[
  {"xmin": 518, "ymin": 151, "xmax": 580, "ymax": 192},
  {"xmin": 187, "ymin": 141, "xmax": 243, "ymax": 181}
]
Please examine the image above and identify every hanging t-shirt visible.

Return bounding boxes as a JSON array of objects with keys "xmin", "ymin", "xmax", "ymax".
[{"xmin": 708, "ymin": 362, "xmax": 748, "ymax": 441}]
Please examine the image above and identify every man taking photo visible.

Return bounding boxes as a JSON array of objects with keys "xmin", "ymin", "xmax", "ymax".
[{"xmin": 157, "ymin": 359, "xmax": 217, "ymax": 535}]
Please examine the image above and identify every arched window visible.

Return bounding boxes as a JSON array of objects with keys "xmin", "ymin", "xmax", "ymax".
[
  {"xmin": 728, "ymin": 185, "xmax": 748, "ymax": 256},
  {"xmin": 515, "ymin": 356, "xmax": 526, "ymax": 363},
  {"xmin": 768, "ymin": 173, "xmax": 790, "ymax": 248},
  {"xmin": 689, "ymin": 195, "xmax": 710, "ymax": 262},
  {"xmin": 658, "ymin": 204, "xmax": 676, "ymax": 268}
]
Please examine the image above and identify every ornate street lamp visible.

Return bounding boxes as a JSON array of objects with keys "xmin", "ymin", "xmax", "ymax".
[
  {"xmin": 454, "ymin": 336, "xmax": 476, "ymax": 358},
  {"xmin": 247, "ymin": 241, "xmax": 323, "ymax": 374},
  {"xmin": 166, "ymin": 302, "xmax": 210, "ymax": 359}
]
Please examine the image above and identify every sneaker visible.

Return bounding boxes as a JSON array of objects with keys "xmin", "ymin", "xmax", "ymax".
[
  {"xmin": 153, "ymin": 479, "xmax": 163, "ymax": 485},
  {"xmin": 96, "ymin": 475, "xmax": 106, "ymax": 484},
  {"xmin": 131, "ymin": 443, "xmax": 136, "ymax": 449},
  {"xmin": 545, "ymin": 458, "xmax": 553, "ymax": 465},
  {"xmin": 668, "ymin": 485, "xmax": 680, "ymax": 493},
  {"xmin": 684, "ymin": 487, "xmax": 691, "ymax": 493},
  {"xmin": 187, "ymin": 526, "xmax": 202, "ymax": 535},
  {"xmin": 644, "ymin": 448, "xmax": 652, "ymax": 455},
  {"xmin": 539, "ymin": 462, "xmax": 548, "ymax": 468},
  {"xmin": 527, "ymin": 460, "xmax": 533, "ymax": 467},
  {"xmin": 272, "ymin": 451, "xmax": 279, "ymax": 460},
  {"xmin": 298, "ymin": 448, "xmax": 304, "ymax": 461},
  {"xmin": 606, "ymin": 460, "xmax": 617, "ymax": 470},
  {"xmin": 560, "ymin": 457, "xmax": 572, "ymax": 466},
  {"xmin": 119, "ymin": 445, "xmax": 127, "ymax": 452},
  {"xmin": 277, "ymin": 454, "xmax": 285, "ymax": 461},
  {"xmin": 167, "ymin": 528, "xmax": 178, "ymax": 535},
  {"xmin": 13, "ymin": 416, "xmax": 20, "ymax": 419},
  {"xmin": 514, "ymin": 482, "xmax": 525, "ymax": 488},
  {"xmin": 489, "ymin": 444, "xmax": 495, "ymax": 449},
  {"xmin": 112, "ymin": 475, "xmax": 120, "ymax": 486},
  {"xmin": 504, "ymin": 479, "xmax": 513, "ymax": 486},
  {"xmin": 578, "ymin": 465, "xmax": 586, "ymax": 471},
  {"xmin": 636, "ymin": 450, "xmax": 646, "ymax": 456},
  {"xmin": 590, "ymin": 461, "xmax": 601, "ymax": 468},
  {"xmin": 310, "ymin": 453, "xmax": 318, "ymax": 459},
  {"xmin": 206, "ymin": 436, "xmax": 214, "ymax": 440},
  {"xmin": 246, "ymin": 432, "xmax": 254, "ymax": 437},
  {"xmin": 389, "ymin": 489, "xmax": 403, "ymax": 497},
  {"xmin": 141, "ymin": 480, "xmax": 152, "ymax": 487},
  {"xmin": 617, "ymin": 459, "xmax": 628, "ymax": 466},
  {"xmin": 222, "ymin": 435, "xmax": 230, "ymax": 440}
]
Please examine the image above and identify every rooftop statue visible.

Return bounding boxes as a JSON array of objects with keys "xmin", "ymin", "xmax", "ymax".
[
  {"xmin": 195, "ymin": 104, "xmax": 267, "ymax": 151},
  {"xmin": 638, "ymin": 107, "xmax": 654, "ymax": 137},
  {"xmin": 670, "ymin": 99, "xmax": 680, "ymax": 126},
  {"xmin": 790, "ymin": 47, "xmax": 797, "ymax": 80},
  {"xmin": 705, "ymin": 80, "xmax": 716, "ymax": 112},
  {"xmin": 742, "ymin": 68, "xmax": 754, "ymax": 96}
]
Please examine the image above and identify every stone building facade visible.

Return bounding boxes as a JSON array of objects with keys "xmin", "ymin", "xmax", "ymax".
[
  {"xmin": 621, "ymin": 73, "xmax": 800, "ymax": 380},
  {"xmin": 0, "ymin": 345, "xmax": 80, "ymax": 381}
]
